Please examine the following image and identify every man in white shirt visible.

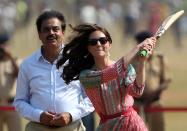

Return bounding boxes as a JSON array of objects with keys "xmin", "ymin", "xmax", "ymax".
[{"xmin": 14, "ymin": 9, "xmax": 94, "ymax": 131}]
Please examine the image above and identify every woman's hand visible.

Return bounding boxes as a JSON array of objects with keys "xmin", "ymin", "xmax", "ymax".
[
  {"xmin": 139, "ymin": 37, "xmax": 157, "ymax": 58},
  {"xmin": 135, "ymin": 37, "xmax": 157, "ymax": 87},
  {"xmin": 122, "ymin": 37, "xmax": 156, "ymax": 65}
]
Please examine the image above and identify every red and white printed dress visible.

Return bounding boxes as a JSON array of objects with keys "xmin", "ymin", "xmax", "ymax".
[{"xmin": 80, "ymin": 58, "xmax": 148, "ymax": 131}]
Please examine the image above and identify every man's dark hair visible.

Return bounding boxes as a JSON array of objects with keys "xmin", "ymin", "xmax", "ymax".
[
  {"xmin": 36, "ymin": 9, "xmax": 66, "ymax": 32},
  {"xmin": 0, "ymin": 33, "xmax": 10, "ymax": 45},
  {"xmin": 135, "ymin": 31, "xmax": 153, "ymax": 43}
]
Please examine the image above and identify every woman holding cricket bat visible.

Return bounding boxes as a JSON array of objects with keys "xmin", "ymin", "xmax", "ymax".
[{"xmin": 57, "ymin": 23, "xmax": 156, "ymax": 131}]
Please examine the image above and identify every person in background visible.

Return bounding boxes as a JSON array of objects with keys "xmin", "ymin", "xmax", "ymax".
[
  {"xmin": 13, "ymin": 10, "xmax": 94, "ymax": 131},
  {"xmin": 123, "ymin": 0, "xmax": 141, "ymax": 37},
  {"xmin": 0, "ymin": 33, "xmax": 22, "ymax": 131},
  {"xmin": 147, "ymin": 1, "xmax": 162, "ymax": 34},
  {"xmin": 57, "ymin": 23, "xmax": 157, "ymax": 131},
  {"xmin": 133, "ymin": 31, "xmax": 171, "ymax": 131}
]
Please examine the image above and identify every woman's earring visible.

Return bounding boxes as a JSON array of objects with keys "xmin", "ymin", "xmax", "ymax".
[{"xmin": 84, "ymin": 54, "xmax": 89, "ymax": 58}]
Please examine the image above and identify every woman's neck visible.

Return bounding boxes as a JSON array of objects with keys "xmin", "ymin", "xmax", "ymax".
[{"xmin": 94, "ymin": 57, "xmax": 114, "ymax": 70}]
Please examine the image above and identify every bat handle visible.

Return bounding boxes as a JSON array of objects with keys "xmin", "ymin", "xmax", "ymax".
[
  {"xmin": 139, "ymin": 35, "xmax": 160, "ymax": 57},
  {"xmin": 139, "ymin": 50, "xmax": 147, "ymax": 57}
]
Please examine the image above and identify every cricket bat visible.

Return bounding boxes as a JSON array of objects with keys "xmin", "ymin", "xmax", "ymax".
[{"xmin": 140, "ymin": 10, "xmax": 184, "ymax": 57}]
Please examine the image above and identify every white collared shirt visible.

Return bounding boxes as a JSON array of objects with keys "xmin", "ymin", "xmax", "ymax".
[{"xmin": 13, "ymin": 48, "xmax": 94, "ymax": 122}]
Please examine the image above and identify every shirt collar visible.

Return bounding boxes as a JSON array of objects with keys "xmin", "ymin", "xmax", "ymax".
[{"xmin": 36, "ymin": 44, "xmax": 64, "ymax": 62}]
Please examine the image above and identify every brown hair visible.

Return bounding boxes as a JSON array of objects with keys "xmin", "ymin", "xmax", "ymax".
[{"xmin": 57, "ymin": 23, "xmax": 112, "ymax": 84}]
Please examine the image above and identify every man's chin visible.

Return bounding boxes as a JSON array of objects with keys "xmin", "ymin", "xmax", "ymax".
[{"xmin": 46, "ymin": 41, "xmax": 57, "ymax": 45}]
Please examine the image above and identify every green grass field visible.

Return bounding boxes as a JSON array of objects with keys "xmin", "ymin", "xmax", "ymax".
[{"xmin": 4, "ymin": 20, "xmax": 187, "ymax": 131}]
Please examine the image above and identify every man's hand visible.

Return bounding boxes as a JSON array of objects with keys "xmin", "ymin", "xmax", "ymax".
[
  {"xmin": 40, "ymin": 111, "xmax": 55, "ymax": 126},
  {"xmin": 50, "ymin": 112, "xmax": 72, "ymax": 127}
]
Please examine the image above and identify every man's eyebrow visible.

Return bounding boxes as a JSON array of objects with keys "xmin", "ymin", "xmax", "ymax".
[{"xmin": 44, "ymin": 25, "xmax": 60, "ymax": 28}]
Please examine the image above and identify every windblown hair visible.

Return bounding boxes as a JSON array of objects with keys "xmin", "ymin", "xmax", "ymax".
[{"xmin": 57, "ymin": 23, "xmax": 112, "ymax": 84}]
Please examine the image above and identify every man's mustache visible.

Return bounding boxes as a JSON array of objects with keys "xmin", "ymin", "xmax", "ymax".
[{"xmin": 47, "ymin": 35, "xmax": 57, "ymax": 40}]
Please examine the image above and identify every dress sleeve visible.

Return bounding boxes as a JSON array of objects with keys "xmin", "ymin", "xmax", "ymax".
[
  {"xmin": 125, "ymin": 64, "xmax": 145, "ymax": 97},
  {"xmin": 79, "ymin": 58, "xmax": 127, "ymax": 88}
]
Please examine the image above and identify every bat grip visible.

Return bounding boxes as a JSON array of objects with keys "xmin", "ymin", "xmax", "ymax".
[
  {"xmin": 139, "ymin": 35, "xmax": 160, "ymax": 57},
  {"xmin": 139, "ymin": 50, "xmax": 147, "ymax": 57}
]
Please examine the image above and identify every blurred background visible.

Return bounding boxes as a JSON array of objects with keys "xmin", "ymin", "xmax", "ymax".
[{"xmin": 1, "ymin": 0, "xmax": 187, "ymax": 131}]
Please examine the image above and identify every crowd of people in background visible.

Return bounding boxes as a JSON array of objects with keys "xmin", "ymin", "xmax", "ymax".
[{"xmin": 1, "ymin": 0, "xmax": 187, "ymax": 47}]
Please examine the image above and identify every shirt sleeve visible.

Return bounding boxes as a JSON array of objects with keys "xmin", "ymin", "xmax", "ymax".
[
  {"xmin": 79, "ymin": 58, "xmax": 127, "ymax": 88},
  {"xmin": 67, "ymin": 81, "xmax": 94, "ymax": 122},
  {"xmin": 125, "ymin": 64, "xmax": 145, "ymax": 97},
  {"xmin": 13, "ymin": 62, "xmax": 43, "ymax": 122}
]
